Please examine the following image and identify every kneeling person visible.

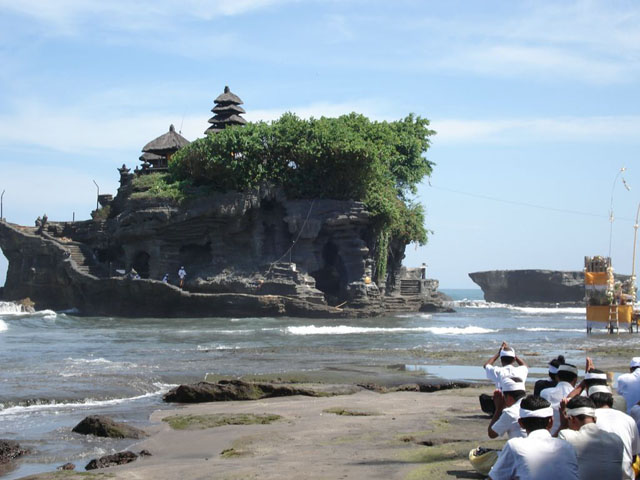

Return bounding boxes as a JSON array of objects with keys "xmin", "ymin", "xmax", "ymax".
[
  {"xmin": 488, "ymin": 377, "xmax": 526, "ymax": 439},
  {"xmin": 558, "ymin": 396, "xmax": 624, "ymax": 480},
  {"xmin": 488, "ymin": 395, "xmax": 579, "ymax": 480}
]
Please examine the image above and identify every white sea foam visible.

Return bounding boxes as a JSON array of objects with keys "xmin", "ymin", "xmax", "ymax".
[
  {"xmin": 0, "ymin": 301, "xmax": 23, "ymax": 314},
  {"xmin": 0, "ymin": 383, "xmax": 175, "ymax": 416},
  {"xmin": 286, "ymin": 325, "xmax": 496, "ymax": 335},
  {"xmin": 66, "ymin": 357, "xmax": 114, "ymax": 365},
  {"xmin": 516, "ymin": 327, "xmax": 584, "ymax": 333},
  {"xmin": 509, "ymin": 306, "xmax": 585, "ymax": 314},
  {"xmin": 0, "ymin": 319, "xmax": 7, "ymax": 332},
  {"xmin": 196, "ymin": 344, "xmax": 239, "ymax": 351},
  {"xmin": 452, "ymin": 299, "xmax": 511, "ymax": 309},
  {"xmin": 394, "ymin": 313, "xmax": 432, "ymax": 319}
]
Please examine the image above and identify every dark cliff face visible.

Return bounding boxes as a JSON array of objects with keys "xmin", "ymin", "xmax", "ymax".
[
  {"xmin": 468, "ymin": 270, "xmax": 585, "ymax": 305},
  {"xmin": 0, "ymin": 185, "xmax": 387, "ymax": 316}
]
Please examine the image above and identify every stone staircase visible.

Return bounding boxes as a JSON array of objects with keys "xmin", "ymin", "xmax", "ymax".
[
  {"xmin": 400, "ymin": 279, "xmax": 421, "ymax": 295},
  {"xmin": 65, "ymin": 243, "xmax": 106, "ymax": 278},
  {"xmin": 383, "ymin": 295, "xmax": 423, "ymax": 312}
]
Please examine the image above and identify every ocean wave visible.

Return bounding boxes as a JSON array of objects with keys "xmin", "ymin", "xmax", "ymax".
[
  {"xmin": 196, "ymin": 344, "xmax": 239, "ymax": 351},
  {"xmin": 0, "ymin": 301, "xmax": 58, "ymax": 319},
  {"xmin": 0, "ymin": 382, "xmax": 175, "ymax": 416},
  {"xmin": 394, "ymin": 313, "xmax": 432, "ymax": 319},
  {"xmin": 0, "ymin": 319, "xmax": 7, "ymax": 332},
  {"xmin": 452, "ymin": 299, "xmax": 511, "ymax": 309},
  {"xmin": 66, "ymin": 357, "xmax": 115, "ymax": 365},
  {"xmin": 509, "ymin": 306, "xmax": 585, "ymax": 314},
  {"xmin": 516, "ymin": 327, "xmax": 584, "ymax": 333},
  {"xmin": 285, "ymin": 325, "xmax": 497, "ymax": 335}
]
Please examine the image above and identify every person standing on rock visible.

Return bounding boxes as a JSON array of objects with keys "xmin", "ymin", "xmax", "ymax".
[{"xmin": 178, "ymin": 266, "xmax": 186, "ymax": 288}]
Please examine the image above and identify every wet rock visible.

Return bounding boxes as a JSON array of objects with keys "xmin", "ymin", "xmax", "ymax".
[
  {"xmin": 163, "ymin": 379, "xmax": 320, "ymax": 403},
  {"xmin": 85, "ymin": 451, "xmax": 138, "ymax": 470},
  {"xmin": 72, "ymin": 415, "xmax": 147, "ymax": 439},
  {"xmin": 138, "ymin": 449, "xmax": 152, "ymax": 457},
  {"xmin": 57, "ymin": 462, "xmax": 75, "ymax": 470},
  {"xmin": 0, "ymin": 439, "xmax": 29, "ymax": 464}
]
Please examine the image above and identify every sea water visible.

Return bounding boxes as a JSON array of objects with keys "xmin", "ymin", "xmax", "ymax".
[{"xmin": 0, "ymin": 291, "xmax": 633, "ymax": 479}]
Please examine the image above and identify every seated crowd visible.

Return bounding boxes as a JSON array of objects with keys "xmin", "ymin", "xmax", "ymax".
[{"xmin": 474, "ymin": 342, "xmax": 640, "ymax": 480}]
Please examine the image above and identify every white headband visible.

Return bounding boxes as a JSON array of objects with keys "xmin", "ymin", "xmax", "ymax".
[
  {"xmin": 588, "ymin": 385, "xmax": 612, "ymax": 396},
  {"xmin": 502, "ymin": 379, "xmax": 526, "ymax": 392},
  {"xmin": 584, "ymin": 372, "xmax": 607, "ymax": 381},
  {"xmin": 519, "ymin": 407, "xmax": 554, "ymax": 419},
  {"xmin": 558, "ymin": 364, "xmax": 578, "ymax": 375},
  {"xmin": 566, "ymin": 407, "xmax": 596, "ymax": 417},
  {"xmin": 500, "ymin": 349, "xmax": 515, "ymax": 358},
  {"xmin": 548, "ymin": 365, "xmax": 559, "ymax": 374}
]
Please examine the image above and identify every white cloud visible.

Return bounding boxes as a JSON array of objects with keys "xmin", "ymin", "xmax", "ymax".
[
  {"xmin": 0, "ymin": 0, "xmax": 297, "ymax": 34},
  {"xmin": 433, "ymin": 115, "xmax": 640, "ymax": 145}
]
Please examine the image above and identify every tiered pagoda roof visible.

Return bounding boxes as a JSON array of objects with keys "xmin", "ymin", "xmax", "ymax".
[{"xmin": 205, "ymin": 86, "xmax": 247, "ymax": 134}]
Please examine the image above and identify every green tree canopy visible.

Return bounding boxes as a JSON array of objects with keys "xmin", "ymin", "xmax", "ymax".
[{"xmin": 169, "ymin": 112, "xmax": 435, "ymax": 280}]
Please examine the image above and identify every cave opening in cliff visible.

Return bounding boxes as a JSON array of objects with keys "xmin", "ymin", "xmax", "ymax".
[
  {"xmin": 132, "ymin": 251, "xmax": 150, "ymax": 279},
  {"xmin": 179, "ymin": 242, "xmax": 213, "ymax": 269},
  {"xmin": 0, "ymin": 247, "xmax": 7, "ymax": 289},
  {"xmin": 311, "ymin": 241, "xmax": 347, "ymax": 305}
]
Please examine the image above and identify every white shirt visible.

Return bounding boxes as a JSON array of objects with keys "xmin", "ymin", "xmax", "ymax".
[
  {"xmin": 491, "ymin": 398, "xmax": 526, "ymax": 439},
  {"xmin": 485, "ymin": 363, "xmax": 528, "ymax": 389},
  {"xmin": 595, "ymin": 407, "xmax": 640, "ymax": 480},
  {"xmin": 488, "ymin": 428, "xmax": 579, "ymax": 480},
  {"xmin": 178, "ymin": 268, "xmax": 186, "ymax": 279},
  {"xmin": 540, "ymin": 381, "xmax": 574, "ymax": 435},
  {"xmin": 558, "ymin": 423, "xmax": 624, "ymax": 480},
  {"xmin": 617, "ymin": 369, "xmax": 640, "ymax": 414},
  {"xmin": 629, "ymin": 404, "xmax": 640, "ymax": 439}
]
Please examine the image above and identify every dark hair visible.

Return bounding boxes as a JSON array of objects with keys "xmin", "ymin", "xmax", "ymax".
[
  {"xmin": 566, "ymin": 396, "xmax": 596, "ymax": 421},
  {"xmin": 558, "ymin": 364, "xmax": 578, "ymax": 383},
  {"xmin": 585, "ymin": 368, "xmax": 608, "ymax": 388},
  {"xmin": 567, "ymin": 396, "xmax": 595, "ymax": 409},
  {"xmin": 505, "ymin": 390, "xmax": 526, "ymax": 402},
  {"xmin": 519, "ymin": 395, "xmax": 552, "ymax": 431},
  {"xmin": 590, "ymin": 392, "xmax": 613, "ymax": 408}
]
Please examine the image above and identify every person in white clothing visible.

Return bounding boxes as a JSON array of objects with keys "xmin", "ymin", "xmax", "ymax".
[
  {"xmin": 178, "ymin": 266, "xmax": 187, "ymax": 288},
  {"xmin": 589, "ymin": 385, "xmax": 639, "ymax": 480},
  {"xmin": 488, "ymin": 376, "xmax": 527, "ymax": 439},
  {"xmin": 488, "ymin": 395, "xmax": 579, "ymax": 480},
  {"xmin": 483, "ymin": 342, "xmax": 528, "ymax": 389},
  {"xmin": 617, "ymin": 357, "xmax": 640, "ymax": 414},
  {"xmin": 540, "ymin": 363, "xmax": 578, "ymax": 436},
  {"xmin": 557, "ymin": 396, "xmax": 624, "ymax": 480}
]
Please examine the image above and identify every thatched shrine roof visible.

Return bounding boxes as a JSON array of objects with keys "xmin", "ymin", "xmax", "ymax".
[
  {"xmin": 212, "ymin": 103, "xmax": 246, "ymax": 114},
  {"xmin": 138, "ymin": 151, "xmax": 164, "ymax": 162},
  {"xmin": 214, "ymin": 86, "xmax": 243, "ymax": 105},
  {"xmin": 142, "ymin": 125, "xmax": 190, "ymax": 155},
  {"xmin": 208, "ymin": 114, "xmax": 248, "ymax": 125}
]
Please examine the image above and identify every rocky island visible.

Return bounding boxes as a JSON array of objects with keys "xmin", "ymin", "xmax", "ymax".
[
  {"xmin": 0, "ymin": 87, "xmax": 449, "ymax": 317},
  {"xmin": 469, "ymin": 269, "xmax": 630, "ymax": 306}
]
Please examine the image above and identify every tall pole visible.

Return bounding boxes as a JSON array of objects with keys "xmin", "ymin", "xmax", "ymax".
[
  {"xmin": 609, "ymin": 167, "xmax": 628, "ymax": 258},
  {"xmin": 1, "ymin": 189, "xmax": 4, "ymax": 221},
  {"xmin": 92, "ymin": 180, "xmax": 99, "ymax": 211},
  {"xmin": 632, "ymin": 203, "xmax": 640, "ymax": 304}
]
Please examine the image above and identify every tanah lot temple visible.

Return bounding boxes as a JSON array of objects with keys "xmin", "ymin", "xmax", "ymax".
[{"xmin": 0, "ymin": 86, "xmax": 450, "ymax": 318}]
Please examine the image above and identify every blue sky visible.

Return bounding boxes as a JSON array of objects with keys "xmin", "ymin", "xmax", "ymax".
[{"xmin": 1, "ymin": 0, "xmax": 640, "ymax": 288}]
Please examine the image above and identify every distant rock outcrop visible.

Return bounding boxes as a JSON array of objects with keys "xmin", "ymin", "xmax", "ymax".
[{"xmin": 469, "ymin": 269, "xmax": 630, "ymax": 306}]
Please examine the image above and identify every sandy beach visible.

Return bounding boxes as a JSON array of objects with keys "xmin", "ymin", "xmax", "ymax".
[
  {"xmin": 17, "ymin": 384, "xmax": 502, "ymax": 480},
  {"xmin": 12, "ymin": 345, "xmax": 636, "ymax": 480}
]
